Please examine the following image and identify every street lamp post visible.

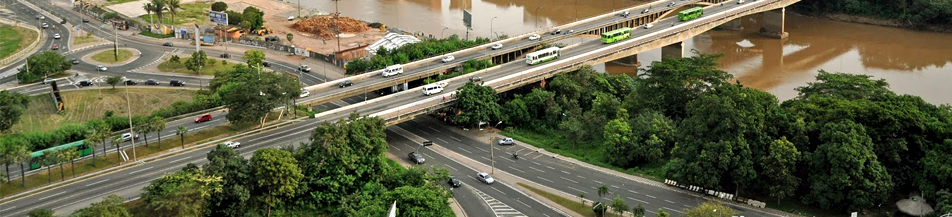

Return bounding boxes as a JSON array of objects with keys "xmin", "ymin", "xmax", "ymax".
[
  {"xmin": 441, "ymin": 27, "xmax": 448, "ymax": 39},
  {"xmin": 490, "ymin": 17, "xmax": 497, "ymax": 42},
  {"xmin": 487, "ymin": 121, "xmax": 502, "ymax": 174},
  {"xmin": 534, "ymin": 6, "xmax": 543, "ymax": 29}
]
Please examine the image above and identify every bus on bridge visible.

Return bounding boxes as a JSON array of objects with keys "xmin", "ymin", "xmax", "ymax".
[
  {"xmin": 678, "ymin": 7, "xmax": 704, "ymax": 21},
  {"xmin": 525, "ymin": 47, "xmax": 561, "ymax": 65},
  {"xmin": 600, "ymin": 27, "xmax": 633, "ymax": 44}
]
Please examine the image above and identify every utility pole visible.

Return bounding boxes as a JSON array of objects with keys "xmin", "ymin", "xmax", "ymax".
[
  {"xmin": 490, "ymin": 17, "xmax": 497, "ymax": 42},
  {"xmin": 297, "ymin": 0, "xmax": 301, "ymax": 18},
  {"xmin": 125, "ymin": 92, "xmax": 137, "ymax": 162},
  {"xmin": 535, "ymin": 6, "xmax": 542, "ymax": 29},
  {"xmin": 334, "ymin": 0, "xmax": 341, "ymax": 54},
  {"xmin": 114, "ymin": 22, "xmax": 119, "ymax": 61}
]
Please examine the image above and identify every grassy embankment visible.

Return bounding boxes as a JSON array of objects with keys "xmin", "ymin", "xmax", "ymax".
[
  {"xmin": 91, "ymin": 49, "xmax": 134, "ymax": 64},
  {"xmin": 0, "ymin": 25, "xmax": 39, "ymax": 60},
  {"xmin": 137, "ymin": 2, "xmax": 210, "ymax": 26},
  {"xmin": 157, "ymin": 57, "xmax": 236, "ymax": 76},
  {"xmin": 11, "ymin": 88, "xmax": 196, "ymax": 133},
  {"xmin": 72, "ymin": 33, "xmax": 103, "ymax": 47}
]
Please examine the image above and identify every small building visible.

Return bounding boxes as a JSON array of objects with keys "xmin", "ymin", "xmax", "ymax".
[{"xmin": 366, "ymin": 32, "xmax": 421, "ymax": 54}]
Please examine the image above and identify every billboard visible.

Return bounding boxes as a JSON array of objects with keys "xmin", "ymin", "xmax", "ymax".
[
  {"xmin": 462, "ymin": 10, "xmax": 472, "ymax": 29},
  {"xmin": 209, "ymin": 11, "xmax": 228, "ymax": 25}
]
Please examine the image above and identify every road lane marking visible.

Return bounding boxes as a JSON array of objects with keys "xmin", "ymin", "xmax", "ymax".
[
  {"xmin": 474, "ymin": 146, "xmax": 488, "ymax": 152},
  {"xmin": 459, "ymin": 148, "xmax": 473, "ymax": 153},
  {"xmin": 516, "ymin": 200, "xmax": 531, "ymax": 208},
  {"xmin": 628, "ymin": 190, "xmax": 638, "ymax": 194},
  {"xmin": 532, "ymin": 161, "xmax": 542, "ymax": 166},
  {"xmin": 645, "ymin": 194, "xmax": 657, "ymax": 199},
  {"xmin": 561, "ymin": 170, "xmax": 570, "ymax": 175},
  {"xmin": 663, "ymin": 207, "xmax": 683, "ymax": 214},
  {"xmin": 593, "ymin": 180, "xmax": 603, "ymax": 184},
  {"xmin": 507, "ymin": 166, "xmax": 525, "ymax": 173},
  {"xmin": 545, "ymin": 165, "xmax": 555, "ymax": 170},
  {"xmin": 443, "ymin": 164, "xmax": 458, "ymax": 171},
  {"xmin": 450, "ymin": 136, "xmax": 462, "ymax": 142},
  {"xmin": 85, "ymin": 178, "xmax": 111, "ymax": 187},
  {"xmin": 665, "ymin": 200, "xmax": 675, "ymax": 204},
  {"xmin": 628, "ymin": 197, "xmax": 650, "ymax": 204},
  {"xmin": 537, "ymin": 176, "xmax": 554, "ymax": 183},
  {"xmin": 129, "ymin": 166, "xmax": 153, "ymax": 175},
  {"xmin": 427, "ymin": 126, "xmax": 441, "ymax": 132},
  {"xmin": 527, "ymin": 166, "xmax": 545, "ymax": 173},
  {"xmin": 169, "ymin": 157, "xmax": 187, "ymax": 163},
  {"xmin": 491, "ymin": 186, "xmax": 507, "ymax": 195},
  {"xmin": 567, "ymin": 186, "xmax": 586, "ymax": 194},
  {"xmin": 560, "ymin": 177, "xmax": 579, "ymax": 184},
  {"xmin": 611, "ymin": 185, "xmax": 620, "ymax": 189},
  {"xmin": 391, "ymin": 145, "xmax": 402, "ymax": 151},
  {"xmin": 577, "ymin": 175, "xmax": 586, "ymax": 180},
  {"xmin": 437, "ymin": 138, "xmax": 449, "ymax": 144},
  {"xmin": 0, "ymin": 205, "xmax": 16, "ymax": 213},
  {"xmin": 38, "ymin": 191, "xmax": 68, "ymax": 201},
  {"xmin": 481, "ymin": 156, "xmax": 491, "ymax": 161}
]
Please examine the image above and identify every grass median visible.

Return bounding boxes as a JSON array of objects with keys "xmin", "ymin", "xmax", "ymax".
[
  {"xmin": 0, "ymin": 25, "xmax": 39, "ymax": 60},
  {"xmin": 72, "ymin": 34, "xmax": 102, "ymax": 47},
  {"xmin": 91, "ymin": 49, "xmax": 134, "ymax": 64},
  {"xmin": 137, "ymin": 2, "xmax": 210, "ymax": 26},
  {"xmin": 12, "ymin": 89, "xmax": 196, "ymax": 133},
  {"xmin": 518, "ymin": 183, "xmax": 600, "ymax": 216},
  {"xmin": 157, "ymin": 57, "xmax": 236, "ymax": 76},
  {"xmin": 0, "ymin": 111, "xmax": 291, "ymax": 199}
]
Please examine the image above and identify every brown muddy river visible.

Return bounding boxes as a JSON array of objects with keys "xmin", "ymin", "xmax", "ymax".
[{"xmin": 303, "ymin": 0, "xmax": 952, "ymax": 104}]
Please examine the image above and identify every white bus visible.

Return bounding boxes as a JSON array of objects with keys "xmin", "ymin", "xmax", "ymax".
[{"xmin": 525, "ymin": 46, "xmax": 560, "ymax": 65}]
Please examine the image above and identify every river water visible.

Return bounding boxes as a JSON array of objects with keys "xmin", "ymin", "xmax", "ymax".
[{"xmin": 303, "ymin": 0, "xmax": 952, "ymax": 105}]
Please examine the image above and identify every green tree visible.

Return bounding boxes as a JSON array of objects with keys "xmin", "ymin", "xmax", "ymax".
[
  {"xmin": 761, "ymin": 137, "xmax": 800, "ymax": 203},
  {"xmin": 611, "ymin": 196, "xmax": 629, "ymax": 216},
  {"xmin": 656, "ymin": 208, "xmax": 669, "ymax": 217},
  {"xmin": 20, "ymin": 51, "xmax": 72, "ymax": 83},
  {"xmin": 606, "ymin": 109, "xmax": 676, "ymax": 167},
  {"xmin": 1, "ymin": 138, "xmax": 31, "ymax": 185},
  {"xmin": 165, "ymin": 0, "xmax": 181, "ymax": 24},
  {"xmin": 454, "ymin": 82, "xmax": 502, "ymax": 128},
  {"xmin": 794, "ymin": 70, "xmax": 892, "ymax": 101},
  {"xmin": 384, "ymin": 184, "xmax": 455, "ymax": 216},
  {"xmin": 43, "ymin": 149, "xmax": 56, "ymax": 184},
  {"xmin": 203, "ymin": 145, "xmax": 251, "ymax": 216},
  {"xmin": 28, "ymin": 208, "xmax": 56, "ymax": 217},
  {"xmin": 106, "ymin": 76, "xmax": 122, "ymax": 89},
  {"xmin": 112, "ymin": 136, "xmax": 123, "ymax": 162},
  {"xmin": 176, "ymin": 126, "xmax": 187, "ymax": 149},
  {"xmin": 804, "ymin": 120, "xmax": 893, "ymax": 211},
  {"xmin": 133, "ymin": 122, "xmax": 150, "ymax": 146},
  {"xmin": 632, "ymin": 204, "xmax": 645, "ymax": 217},
  {"xmin": 185, "ymin": 51, "xmax": 208, "ymax": 75},
  {"xmin": 143, "ymin": 3, "xmax": 156, "ymax": 26},
  {"xmin": 242, "ymin": 50, "xmax": 265, "ymax": 68},
  {"xmin": 225, "ymin": 10, "xmax": 243, "ymax": 26},
  {"xmin": 934, "ymin": 189, "xmax": 952, "ymax": 216},
  {"xmin": 242, "ymin": 6, "xmax": 264, "ymax": 30},
  {"xmin": 250, "ymin": 148, "xmax": 302, "ymax": 216},
  {"xmin": 597, "ymin": 184, "xmax": 609, "ymax": 201},
  {"xmin": 86, "ymin": 119, "xmax": 111, "ymax": 167},
  {"xmin": 141, "ymin": 168, "xmax": 222, "ymax": 216},
  {"xmin": 628, "ymin": 51, "xmax": 732, "ymax": 119},
  {"xmin": 286, "ymin": 33, "xmax": 293, "ymax": 44},
  {"xmin": 683, "ymin": 201, "xmax": 739, "ymax": 217},
  {"xmin": 918, "ymin": 139, "xmax": 952, "ymax": 199},
  {"xmin": 69, "ymin": 194, "xmax": 132, "ymax": 217},
  {"xmin": 0, "ymin": 90, "xmax": 30, "ymax": 132},
  {"xmin": 222, "ymin": 65, "xmax": 301, "ymax": 125},
  {"xmin": 149, "ymin": 0, "xmax": 166, "ymax": 24},
  {"xmin": 149, "ymin": 116, "xmax": 166, "ymax": 148},
  {"xmin": 211, "ymin": 1, "xmax": 228, "ymax": 12}
]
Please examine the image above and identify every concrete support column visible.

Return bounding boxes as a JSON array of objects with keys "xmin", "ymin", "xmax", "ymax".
[
  {"xmin": 610, "ymin": 54, "xmax": 640, "ymax": 67},
  {"xmin": 759, "ymin": 7, "xmax": 788, "ymax": 39},
  {"xmin": 661, "ymin": 41, "xmax": 684, "ymax": 60},
  {"xmin": 719, "ymin": 19, "xmax": 743, "ymax": 31}
]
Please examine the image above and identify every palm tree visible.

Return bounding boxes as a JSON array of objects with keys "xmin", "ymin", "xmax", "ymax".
[
  {"xmin": 177, "ymin": 126, "xmax": 188, "ymax": 149},
  {"xmin": 143, "ymin": 2, "xmax": 156, "ymax": 26},
  {"xmin": 5, "ymin": 141, "xmax": 30, "ymax": 186},
  {"xmin": 597, "ymin": 184, "xmax": 609, "ymax": 200},
  {"xmin": 113, "ymin": 136, "xmax": 123, "ymax": 162},
  {"xmin": 166, "ymin": 0, "xmax": 181, "ymax": 25},
  {"xmin": 62, "ymin": 149, "xmax": 79, "ymax": 177},
  {"xmin": 135, "ymin": 123, "xmax": 150, "ymax": 147},
  {"xmin": 150, "ymin": 116, "xmax": 167, "ymax": 148},
  {"xmin": 150, "ymin": 0, "xmax": 166, "ymax": 25},
  {"xmin": 43, "ymin": 149, "xmax": 55, "ymax": 184}
]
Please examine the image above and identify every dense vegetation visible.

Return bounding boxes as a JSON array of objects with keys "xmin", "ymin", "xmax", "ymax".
[
  {"xmin": 454, "ymin": 51, "xmax": 952, "ymax": 214},
  {"xmin": 796, "ymin": 0, "xmax": 952, "ymax": 28},
  {"xmin": 17, "ymin": 51, "xmax": 72, "ymax": 83},
  {"xmin": 59, "ymin": 114, "xmax": 455, "ymax": 217},
  {"xmin": 345, "ymin": 35, "xmax": 490, "ymax": 74}
]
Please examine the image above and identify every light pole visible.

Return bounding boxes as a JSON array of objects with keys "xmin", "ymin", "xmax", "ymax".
[
  {"xmin": 125, "ymin": 92, "xmax": 137, "ymax": 162},
  {"xmin": 534, "ymin": 6, "xmax": 542, "ymax": 29},
  {"xmin": 488, "ymin": 121, "xmax": 502, "ymax": 174},
  {"xmin": 575, "ymin": 0, "xmax": 578, "ymax": 21},
  {"xmin": 441, "ymin": 27, "xmax": 448, "ymax": 39},
  {"xmin": 490, "ymin": 17, "xmax": 497, "ymax": 42}
]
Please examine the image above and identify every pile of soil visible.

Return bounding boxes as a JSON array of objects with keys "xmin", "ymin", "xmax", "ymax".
[{"xmin": 291, "ymin": 16, "xmax": 371, "ymax": 39}]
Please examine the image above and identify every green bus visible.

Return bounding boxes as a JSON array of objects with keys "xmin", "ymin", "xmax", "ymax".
[
  {"xmin": 600, "ymin": 27, "xmax": 633, "ymax": 44},
  {"xmin": 30, "ymin": 140, "xmax": 93, "ymax": 170},
  {"xmin": 678, "ymin": 7, "xmax": 704, "ymax": 21}
]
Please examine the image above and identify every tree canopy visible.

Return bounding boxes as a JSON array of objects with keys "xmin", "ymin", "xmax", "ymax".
[
  {"xmin": 454, "ymin": 82, "xmax": 502, "ymax": 128},
  {"xmin": 20, "ymin": 51, "xmax": 71, "ymax": 83},
  {"xmin": 0, "ymin": 90, "xmax": 29, "ymax": 132}
]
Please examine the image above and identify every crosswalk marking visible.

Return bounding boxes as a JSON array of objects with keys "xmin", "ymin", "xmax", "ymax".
[{"xmin": 472, "ymin": 188, "xmax": 528, "ymax": 217}]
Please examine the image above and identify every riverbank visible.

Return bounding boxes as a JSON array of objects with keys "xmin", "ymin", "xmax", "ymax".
[{"xmin": 810, "ymin": 13, "xmax": 952, "ymax": 33}]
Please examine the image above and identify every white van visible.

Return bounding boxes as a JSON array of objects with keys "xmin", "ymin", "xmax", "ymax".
[
  {"xmin": 422, "ymin": 83, "xmax": 444, "ymax": 96},
  {"xmin": 381, "ymin": 64, "xmax": 404, "ymax": 77},
  {"xmin": 737, "ymin": 0, "xmax": 745, "ymax": 3},
  {"xmin": 644, "ymin": 23, "xmax": 654, "ymax": 29}
]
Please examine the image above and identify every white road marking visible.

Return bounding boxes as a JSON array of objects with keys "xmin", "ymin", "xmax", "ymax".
[
  {"xmin": 169, "ymin": 157, "xmax": 188, "ymax": 163},
  {"xmin": 38, "ymin": 191, "xmax": 68, "ymax": 201},
  {"xmin": 437, "ymin": 138, "xmax": 449, "ymax": 144},
  {"xmin": 527, "ymin": 166, "xmax": 545, "ymax": 173},
  {"xmin": 628, "ymin": 197, "xmax": 650, "ymax": 204},
  {"xmin": 560, "ymin": 177, "xmax": 579, "ymax": 184},
  {"xmin": 85, "ymin": 178, "xmax": 111, "ymax": 187},
  {"xmin": 645, "ymin": 194, "xmax": 657, "ymax": 199},
  {"xmin": 427, "ymin": 126, "xmax": 441, "ymax": 132},
  {"xmin": 507, "ymin": 166, "xmax": 525, "ymax": 173},
  {"xmin": 665, "ymin": 199, "xmax": 675, "ymax": 204},
  {"xmin": 567, "ymin": 186, "xmax": 586, "ymax": 194},
  {"xmin": 537, "ymin": 176, "xmax": 554, "ymax": 183},
  {"xmin": 450, "ymin": 136, "xmax": 462, "ymax": 142},
  {"xmin": 129, "ymin": 166, "xmax": 153, "ymax": 175}
]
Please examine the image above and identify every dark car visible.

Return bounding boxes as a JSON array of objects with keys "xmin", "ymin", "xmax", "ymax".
[
  {"xmin": 71, "ymin": 58, "xmax": 80, "ymax": 65},
  {"xmin": 408, "ymin": 152, "xmax": 425, "ymax": 164},
  {"xmin": 550, "ymin": 29, "xmax": 562, "ymax": 35},
  {"xmin": 82, "ymin": 18, "xmax": 89, "ymax": 23},
  {"xmin": 448, "ymin": 176, "xmax": 461, "ymax": 188},
  {"xmin": 338, "ymin": 80, "xmax": 353, "ymax": 88},
  {"xmin": 262, "ymin": 61, "xmax": 271, "ymax": 67},
  {"xmin": 162, "ymin": 42, "xmax": 173, "ymax": 47},
  {"xmin": 170, "ymin": 80, "xmax": 186, "ymax": 86},
  {"xmin": 78, "ymin": 80, "xmax": 93, "ymax": 87},
  {"xmin": 145, "ymin": 79, "xmax": 160, "ymax": 85},
  {"xmin": 124, "ymin": 80, "xmax": 138, "ymax": 85},
  {"xmin": 220, "ymin": 53, "xmax": 230, "ymax": 58},
  {"xmin": 469, "ymin": 76, "xmax": 482, "ymax": 83},
  {"xmin": 195, "ymin": 113, "xmax": 212, "ymax": 123}
]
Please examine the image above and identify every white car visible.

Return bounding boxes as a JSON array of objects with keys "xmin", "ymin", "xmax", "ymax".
[
  {"xmin": 53, "ymin": 34, "xmax": 61, "ymax": 39},
  {"xmin": 491, "ymin": 43, "xmax": 503, "ymax": 50},
  {"xmin": 477, "ymin": 172, "xmax": 495, "ymax": 184},
  {"xmin": 441, "ymin": 55, "xmax": 455, "ymax": 63},
  {"xmin": 120, "ymin": 133, "xmax": 138, "ymax": 142},
  {"xmin": 223, "ymin": 141, "xmax": 241, "ymax": 148},
  {"xmin": 499, "ymin": 138, "xmax": 514, "ymax": 145},
  {"xmin": 644, "ymin": 23, "xmax": 654, "ymax": 29},
  {"xmin": 528, "ymin": 34, "xmax": 540, "ymax": 41},
  {"xmin": 97, "ymin": 65, "xmax": 107, "ymax": 71},
  {"xmin": 299, "ymin": 89, "xmax": 310, "ymax": 98},
  {"xmin": 288, "ymin": 16, "xmax": 295, "ymax": 21}
]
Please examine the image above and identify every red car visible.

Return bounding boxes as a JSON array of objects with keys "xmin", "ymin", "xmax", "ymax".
[
  {"xmin": 52, "ymin": 44, "xmax": 59, "ymax": 50},
  {"xmin": 195, "ymin": 113, "xmax": 212, "ymax": 123}
]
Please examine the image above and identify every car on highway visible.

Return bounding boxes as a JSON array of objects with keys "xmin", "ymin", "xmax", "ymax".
[
  {"xmin": 170, "ymin": 80, "xmax": 185, "ymax": 86},
  {"xmin": 288, "ymin": 16, "xmax": 295, "ymax": 21},
  {"xmin": 737, "ymin": 0, "xmax": 745, "ymax": 3},
  {"xmin": 82, "ymin": 18, "xmax": 89, "ymax": 23},
  {"xmin": 223, "ymin": 141, "xmax": 241, "ymax": 148},
  {"xmin": 120, "ymin": 133, "xmax": 139, "ymax": 142},
  {"xmin": 499, "ymin": 137, "xmax": 515, "ymax": 145},
  {"xmin": 71, "ymin": 58, "xmax": 79, "ymax": 65},
  {"xmin": 195, "ymin": 113, "xmax": 212, "ymax": 123},
  {"xmin": 619, "ymin": 11, "xmax": 630, "ymax": 17},
  {"xmin": 563, "ymin": 30, "xmax": 575, "ymax": 35},
  {"xmin": 51, "ymin": 44, "xmax": 59, "ymax": 50},
  {"xmin": 220, "ymin": 53, "xmax": 230, "ymax": 58},
  {"xmin": 124, "ymin": 80, "xmax": 138, "ymax": 85},
  {"xmin": 78, "ymin": 80, "xmax": 93, "ymax": 87},
  {"xmin": 97, "ymin": 65, "xmax": 107, "ymax": 71},
  {"xmin": 408, "ymin": 152, "xmax": 425, "ymax": 164},
  {"xmin": 441, "ymin": 55, "xmax": 455, "ymax": 63},
  {"xmin": 667, "ymin": 2, "xmax": 677, "ymax": 7},
  {"xmin": 145, "ymin": 79, "xmax": 160, "ymax": 85},
  {"xmin": 163, "ymin": 42, "xmax": 173, "ymax": 47},
  {"xmin": 642, "ymin": 8, "xmax": 650, "ymax": 14},
  {"xmin": 528, "ymin": 34, "xmax": 541, "ymax": 41},
  {"xmin": 476, "ymin": 172, "xmax": 495, "ymax": 184},
  {"xmin": 42, "ymin": 78, "xmax": 55, "ymax": 84},
  {"xmin": 338, "ymin": 80, "xmax": 353, "ymax": 88},
  {"xmin": 550, "ymin": 29, "xmax": 562, "ymax": 35},
  {"xmin": 644, "ymin": 23, "xmax": 654, "ymax": 29},
  {"xmin": 298, "ymin": 65, "xmax": 311, "ymax": 72},
  {"xmin": 37, "ymin": 15, "xmax": 45, "ymax": 20},
  {"xmin": 448, "ymin": 176, "xmax": 461, "ymax": 188},
  {"xmin": 53, "ymin": 34, "xmax": 61, "ymax": 39},
  {"xmin": 42, "ymin": 23, "xmax": 49, "ymax": 29},
  {"xmin": 262, "ymin": 61, "xmax": 271, "ymax": 67},
  {"xmin": 469, "ymin": 76, "xmax": 482, "ymax": 83},
  {"xmin": 299, "ymin": 89, "xmax": 310, "ymax": 98},
  {"xmin": 491, "ymin": 43, "xmax": 503, "ymax": 50}
]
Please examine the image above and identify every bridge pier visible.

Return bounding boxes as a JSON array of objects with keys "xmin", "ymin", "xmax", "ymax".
[
  {"xmin": 609, "ymin": 54, "xmax": 640, "ymax": 67},
  {"xmin": 661, "ymin": 42, "xmax": 684, "ymax": 60},
  {"xmin": 718, "ymin": 19, "xmax": 743, "ymax": 31},
  {"xmin": 759, "ymin": 7, "xmax": 788, "ymax": 39}
]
